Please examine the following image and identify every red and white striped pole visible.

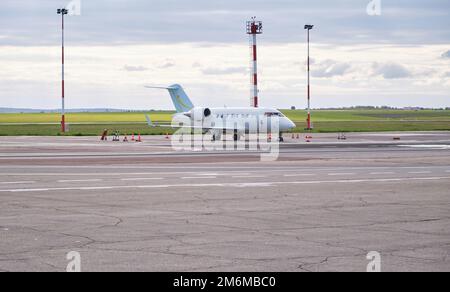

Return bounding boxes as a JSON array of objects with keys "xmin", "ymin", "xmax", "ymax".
[
  {"xmin": 58, "ymin": 8, "xmax": 68, "ymax": 133},
  {"xmin": 252, "ymin": 32, "xmax": 258, "ymax": 108},
  {"xmin": 305, "ymin": 24, "xmax": 314, "ymax": 130},
  {"xmin": 247, "ymin": 18, "xmax": 262, "ymax": 108}
]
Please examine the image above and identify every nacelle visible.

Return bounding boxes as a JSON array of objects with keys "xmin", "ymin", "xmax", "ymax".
[{"xmin": 190, "ymin": 108, "xmax": 212, "ymax": 121}]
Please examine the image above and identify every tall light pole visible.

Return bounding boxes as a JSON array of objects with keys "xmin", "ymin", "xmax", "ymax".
[
  {"xmin": 57, "ymin": 8, "xmax": 68, "ymax": 133},
  {"xmin": 246, "ymin": 17, "xmax": 263, "ymax": 108},
  {"xmin": 304, "ymin": 24, "xmax": 314, "ymax": 131}
]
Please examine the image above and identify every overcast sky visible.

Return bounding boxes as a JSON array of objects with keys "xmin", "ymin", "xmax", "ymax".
[{"xmin": 0, "ymin": 0, "xmax": 449, "ymax": 110}]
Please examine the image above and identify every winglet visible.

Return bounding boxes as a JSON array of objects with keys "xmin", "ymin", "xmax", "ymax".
[{"xmin": 145, "ymin": 115, "xmax": 153, "ymax": 127}]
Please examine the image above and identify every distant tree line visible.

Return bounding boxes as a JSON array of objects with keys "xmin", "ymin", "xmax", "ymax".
[{"xmin": 305, "ymin": 106, "xmax": 450, "ymax": 111}]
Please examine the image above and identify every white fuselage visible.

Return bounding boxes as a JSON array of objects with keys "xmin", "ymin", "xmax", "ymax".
[{"xmin": 175, "ymin": 107, "xmax": 296, "ymax": 136}]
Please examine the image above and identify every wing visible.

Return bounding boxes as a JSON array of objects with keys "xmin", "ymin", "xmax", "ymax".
[{"xmin": 145, "ymin": 115, "xmax": 245, "ymax": 131}]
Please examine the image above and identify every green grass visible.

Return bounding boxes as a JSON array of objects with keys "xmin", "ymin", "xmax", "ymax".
[
  {"xmin": 0, "ymin": 124, "xmax": 170, "ymax": 137},
  {"xmin": 0, "ymin": 112, "xmax": 175, "ymax": 124},
  {"xmin": 295, "ymin": 121, "xmax": 450, "ymax": 133},
  {"xmin": 282, "ymin": 109, "xmax": 450, "ymax": 122},
  {"xmin": 282, "ymin": 109, "xmax": 450, "ymax": 133},
  {"xmin": 0, "ymin": 110, "xmax": 449, "ymax": 136}
]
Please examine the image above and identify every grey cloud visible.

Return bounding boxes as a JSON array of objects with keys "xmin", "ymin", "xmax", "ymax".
[
  {"xmin": 372, "ymin": 63, "xmax": 412, "ymax": 79},
  {"xmin": 312, "ymin": 60, "xmax": 351, "ymax": 78},
  {"xmin": 201, "ymin": 66, "xmax": 247, "ymax": 75},
  {"xmin": 123, "ymin": 65, "xmax": 148, "ymax": 72},
  {"xmin": 442, "ymin": 50, "xmax": 450, "ymax": 59},
  {"xmin": 157, "ymin": 61, "xmax": 175, "ymax": 69},
  {"xmin": 0, "ymin": 0, "xmax": 449, "ymax": 46},
  {"xmin": 153, "ymin": 59, "xmax": 176, "ymax": 69}
]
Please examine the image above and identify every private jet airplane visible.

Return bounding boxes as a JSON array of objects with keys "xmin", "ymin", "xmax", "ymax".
[{"xmin": 145, "ymin": 84, "xmax": 296, "ymax": 142}]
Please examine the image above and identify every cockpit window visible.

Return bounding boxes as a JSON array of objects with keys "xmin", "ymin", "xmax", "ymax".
[{"xmin": 265, "ymin": 112, "xmax": 284, "ymax": 117}]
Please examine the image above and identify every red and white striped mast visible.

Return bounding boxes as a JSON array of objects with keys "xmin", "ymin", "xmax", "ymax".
[
  {"xmin": 304, "ymin": 24, "xmax": 314, "ymax": 131},
  {"xmin": 247, "ymin": 17, "xmax": 263, "ymax": 108},
  {"xmin": 57, "ymin": 8, "xmax": 68, "ymax": 133}
]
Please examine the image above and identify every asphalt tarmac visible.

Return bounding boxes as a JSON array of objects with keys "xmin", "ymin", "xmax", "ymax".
[{"xmin": 0, "ymin": 132, "xmax": 449, "ymax": 272}]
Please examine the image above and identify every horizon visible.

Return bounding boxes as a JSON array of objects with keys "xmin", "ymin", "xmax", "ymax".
[{"xmin": 1, "ymin": 106, "xmax": 449, "ymax": 114}]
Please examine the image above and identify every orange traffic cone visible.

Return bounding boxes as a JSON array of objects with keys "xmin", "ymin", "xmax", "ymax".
[
  {"xmin": 137, "ymin": 134, "xmax": 142, "ymax": 142},
  {"xmin": 131, "ymin": 134, "xmax": 135, "ymax": 141}
]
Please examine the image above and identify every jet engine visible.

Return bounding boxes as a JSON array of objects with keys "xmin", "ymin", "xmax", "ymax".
[{"xmin": 191, "ymin": 108, "xmax": 212, "ymax": 121}]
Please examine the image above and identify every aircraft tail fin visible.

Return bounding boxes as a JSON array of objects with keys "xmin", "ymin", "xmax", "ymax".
[{"xmin": 145, "ymin": 84, "xmax": 194, "ymax": 113}]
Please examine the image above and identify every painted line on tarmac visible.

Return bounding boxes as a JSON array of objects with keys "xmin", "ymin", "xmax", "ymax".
[
  {"xmin": 232, "ymin": 176, "xmax": 266, "ymax": 179},
  {"xmin": 0, "ymin": 167, "xmax": 448, "ymax": 178},
  {"xmin": 121, "ymin": 178, "xmax": 164, "ymax": 181},
  {"xmin": 79, "ymin": 187, "xmax": 115, "ymax": 191},
  {"xmin": 226, "ymin": 173, "xmax": 251, "ymax": 176},
  {"xmin": 0, "ymin": 181, "xmax": 36, "ymax": 185},
  {"xmin": 328, "ymin": 173, "xmax": 357, "ymax": 176},
  {"xmin": 1, "ymin": 176, "xmax": 449, "ymax": 193},
  {"xmin": 399, "ymin": 145, "xmax": 450, "ymax": 150},
  {"xmin": 408, "ymin": 171, "xmax": 432, "ymax": 174},
  {"xmin": 284, "ymin": 174, "xmax": 316, "ymax": 177},
  {"xmin": 10, "ymin": 188, "xmax": 50, "ymax": 192},
  {"xmin": 182, "ymin": 177, "xmax": 217, "ymax": 180},
  {"xmin": 58, "ymin": 179, "xmax": 103, "ymax": 183},
  {"xmin": 0, "ymin": 172, "xmax": 254, "ymax": 177},
  {"xmin": 1, "ymin": 165, "xmax": 448, "ymax": 171},
  {"xmin": 197, "ymin": 173, "xmax": 221, "ymax": 176},
  {"xmin": 370, "ymin": 172, "xmax": 395, "ymax": 175}
]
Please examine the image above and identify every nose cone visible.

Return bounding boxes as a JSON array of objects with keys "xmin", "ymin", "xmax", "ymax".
[
  {"xmin": 281, "ymin": 118, "xmax": 296, "ymax": 131},
  {"xmin": 289, "ymin": 120, "xmax": 297, "ymax": 129}
]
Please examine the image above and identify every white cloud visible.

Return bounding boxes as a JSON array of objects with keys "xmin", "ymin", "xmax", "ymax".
[
  {"xmin": 156, "ymin": 59, "xmax": 176, "ymax": 69},
  {"xmin": 311, "ymin": 60, "xmax": 352, "ymax": 78},
  {"xmin": 0, "ymin": 43, "xmax": 449, "ymax": 109},
  {"xmin": 201, "ymin": 66, "xmax": 247, "ymax": 75},
  {"xmin": 123, "ymin": 65, "xmax": 148, "ymax": 72},
  {"xmin": 372, "ymin": 63, "xmax": 412, "ymax": 79}
]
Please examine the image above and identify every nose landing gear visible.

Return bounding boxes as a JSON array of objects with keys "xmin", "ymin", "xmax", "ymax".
[{"xmin": 233, "ymin": 130, "xmax": 239, "ymax": 142}]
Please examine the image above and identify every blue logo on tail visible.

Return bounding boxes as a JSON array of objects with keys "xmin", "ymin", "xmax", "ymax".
[{"xmin": 167, "ymin": 84, "xmax": 195, "ymax": 113}]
